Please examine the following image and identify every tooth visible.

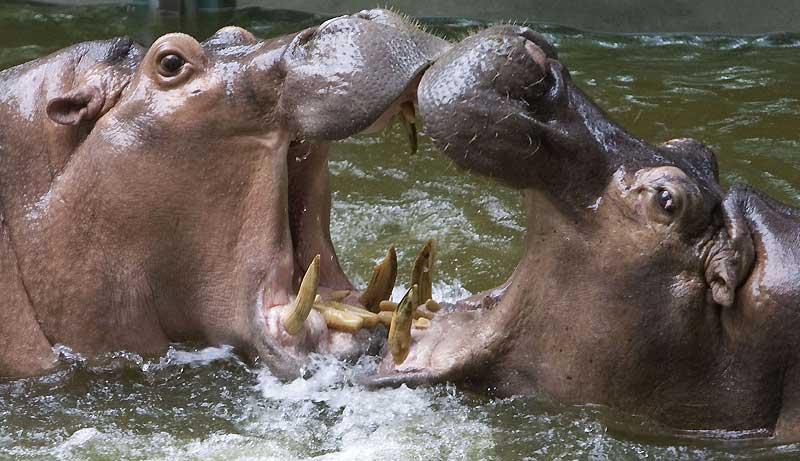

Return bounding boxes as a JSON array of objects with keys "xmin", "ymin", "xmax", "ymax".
[
  {"xmin": 359, "ymin": 246, "xmax": 398, "ymax": 313},
  {"xmin": 425, "ymin": 299, "xmax": 441, "ymax": 312},
  {"xmin": 377, "ymin": 311, "xmax": 393, "ymax": 327},
  {"xmin": 328, "ymin": 301, "xmax": 380, "ymax": 328},
  {"xmin": 399, "ymin": 101, "xmax": 418, "ymax": 155},
  {"xmin": 388, "ymin": 285, "xmax": 415, "ymax": 365},
  {"xmin": 329, "ymin": 290, "xmax": 351, "ymax": 301},
  {"xmin": 314, "ymin": 303, "xmax": 364, "ymax": 333},
  {"xmin": 379, "ymin": 300, "xmax": 398, "ymax": 312},
  {"xmin": 414, "ymin": 318, "xmax": 431, "ymax": 330},
  {"xmin": 411, "ymin": 240, "xmax": 436, "ymax": 308},
  {"xmin": 413, "ymin": 307, "xmax": 434, "ymax": 320},
  {"xmin": 281, "ymin": 255, "xmax": 320, "ymax": 335}
]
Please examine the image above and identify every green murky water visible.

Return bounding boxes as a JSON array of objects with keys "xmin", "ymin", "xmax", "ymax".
[{"xmin": 1, "ymin": 2, "xmax": 799, "ymax": 459}]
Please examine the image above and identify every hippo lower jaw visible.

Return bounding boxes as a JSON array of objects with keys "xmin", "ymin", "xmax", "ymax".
[{"xmin": 247, "ymin": 98, "xmax": 431, "ymax": 379}]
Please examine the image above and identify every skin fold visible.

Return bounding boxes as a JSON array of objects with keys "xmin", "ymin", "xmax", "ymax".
[
  {"xmin": 369, "ymin": 26, "xmax": 800, "ymax": 441},
  {"xmin": 0, "ymin": 10, "xmax": 449, "ymax": 379}
]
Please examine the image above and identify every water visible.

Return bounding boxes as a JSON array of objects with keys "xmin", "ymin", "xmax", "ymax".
[{"xmin": 1, "ymin": 2, "xmax": 799, "ymax": 459}]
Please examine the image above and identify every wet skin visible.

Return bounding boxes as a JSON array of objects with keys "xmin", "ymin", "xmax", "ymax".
[
  {"xmin": 371, "ymin": 26, "xmax": 800, "ymax": 440},
  {"xmin": 0, "ymin": 10, "xmax": 449, "ymax": 379}
]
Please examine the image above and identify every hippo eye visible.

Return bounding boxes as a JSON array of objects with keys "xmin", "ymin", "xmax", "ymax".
[
  {"xmin": 657, "ymin": 189, "xmax": 676, "ymax": 213},
  {"xmin": 158, "ymin": 54, "xmax": 185, "ymax": 76}
]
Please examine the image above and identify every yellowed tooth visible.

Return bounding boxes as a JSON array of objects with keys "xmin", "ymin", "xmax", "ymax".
[
  {"xmin": 414, "ymin": 318, "xmax": 431, "ymax": 330},
  {"xmin": 399, "ymin": 101, "xmax": 418, "ymax": 155},
  {"xmin": 379, "ymin": 300, "xmax": 398, "ymax": 312},
  {"xmin": 314, "ymin": 303, "xmax": 364, "ymax": 333},
  {"xmin": 328, "ymin": 301, "xmax": 380, "ymax": 328},
  {"xmin": 329, "ymin": 290, "xmax": 351, "ymax": 301},
  {"xmin": 389, "ymin": 285, "xmax": 416, "ymax": 365},
  {"xmin": 359, "ymin": 246, "xmax": 398, "ymax": 313},
  {"xmin": 425, "ymin": 299, "xmax": 441, "ymax": 312},
  {"xmin": 413, "ymin": 307, "xmax": 434, "ymax": 321},
  {"xmin": 411, "ymin": 240, "xmax": 436, "ymax": 308},
  {"xmin": 377, "ymin": 311, "xmax": 393, "ymax": 328},
  {"xmin": 281, "ymin": 255, "xmax": 320, "ymax": 335}
]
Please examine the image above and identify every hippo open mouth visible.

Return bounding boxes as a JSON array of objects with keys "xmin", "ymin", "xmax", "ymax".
[
  {"xmin": 208, "ymin": 10, "xmax": 452, "ymax": 378},
  {"xmin": 0, "ymin": 9, "xmax": 449, "ymax": 379},
  {"xmin": 364, "ymin": 25, "xmax": 800, "ymax": 439}
]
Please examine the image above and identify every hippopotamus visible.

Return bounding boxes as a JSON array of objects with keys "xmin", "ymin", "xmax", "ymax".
[
  {"xmin": 0, "ymin": 10, "xmax": 449, "ymax": 379},
  {"xmin": 370, "ymin": 26, "xmax": 800, "ymax": 440}
]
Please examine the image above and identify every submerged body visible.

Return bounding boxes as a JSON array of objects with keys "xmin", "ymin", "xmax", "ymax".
[
  {"xmin": 372, "ymin": 26, "xmax": 800, "ymax": 440},
  {"xmin": 0, "ymin": 10, "xmax": 449, "ymax": 379}
]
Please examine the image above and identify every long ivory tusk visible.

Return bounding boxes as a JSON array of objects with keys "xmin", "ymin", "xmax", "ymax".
[
  {"xmin": 389, "ymin": 285, "xmax": 416, "ymax": 364},
  {"xmin": 281, "ymin": 255, "xmax": 320, "ymax": 335},
  {"xmin": 359, "ymin": 246, "xmax": 398, "ymax": 312}
]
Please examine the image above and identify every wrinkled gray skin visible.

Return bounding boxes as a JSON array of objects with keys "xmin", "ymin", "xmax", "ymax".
[
  {"xmin": 0, "ymin": 10, "xmax": 449, "ymax": 379},
  {"xmin": 372, "ymin": 26, "xmax": 800, "ymax": 441}
]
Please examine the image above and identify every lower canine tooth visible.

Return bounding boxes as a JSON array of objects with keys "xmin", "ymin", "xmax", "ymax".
[
  {"xmin": 281, "ymin": 255, "xmax": 320, "ymax": 335},
  {"xmin": 389, "ymin": 285, "xmax": 416, "ymax": 364},
  {"xmin": 411, "ymin": 240, "xmax": 436, "ymax": 307},
  {"xmin": 359, "ymin": 246, "xmax": 398, "ymax": 313}
]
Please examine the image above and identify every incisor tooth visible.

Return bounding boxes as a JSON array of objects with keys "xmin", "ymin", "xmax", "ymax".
[
  {"xmin": 425, "ymin": 299, "xmax": 441, "ymax": 312},
  {"xmin": 329, "ymin": 290, "xmax": 351, "ymax": 301},
  {"xmin": 389, "ymin": 285, "xmax": 415, "ymax": 364},
  {"xmin": 359, "ymin": 246, "xmax": 398, "ymax": 313},
  {"xmin": 281, "ymin": 255, "xmax": 320, "ymax": 335},
  {"xmin": 314, "ymin": 303, "xmax": 364, "ymax": 333},
  {"xmin": 379, "ymin": 300, "xmax": 398, "ymax": 312},
  {"xmin": 414, "ymin": 318, "xmax": 431, "ymax": 330},
  {"xmin": 413, "ymin": 307, "xmax": 434, "ymax": 320},
  {"xmin": 377, "ymin": 311, "xmax": 393, "ymax": 327},
  {"xmin": 411, "ymin": 240, "xmax": 436, "ymax": 307},
  {"xmin": 328, "ymin": 301, "xmax": 380, "ymax": 328}
]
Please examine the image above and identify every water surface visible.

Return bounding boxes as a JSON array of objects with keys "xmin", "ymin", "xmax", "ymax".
[{"xmin": 1, "ymin": 2, "xmax": 799, "ymax": 459}]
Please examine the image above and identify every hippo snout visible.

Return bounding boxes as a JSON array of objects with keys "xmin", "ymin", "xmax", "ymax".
[{"xmin": 418, "ymin": 26, "xmax": 567, "ymax": 188}]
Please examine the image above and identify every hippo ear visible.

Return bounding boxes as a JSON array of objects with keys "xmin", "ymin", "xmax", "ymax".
[
  {"xmin": 46, "ymin": 85, "xmax": 106, "ymax": 126},
  {"xmin": 705, "ymin": 193, "xmax": 755, "ymax": 307}
]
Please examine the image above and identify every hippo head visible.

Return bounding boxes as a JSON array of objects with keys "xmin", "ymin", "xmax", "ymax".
[
  {"xmin": 8, "ymin": 10, "xmax": 449, "ymax": 378},
  {"xmin": 371, "ymin": 26, "xmax": 800, "ymax": 434}
]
